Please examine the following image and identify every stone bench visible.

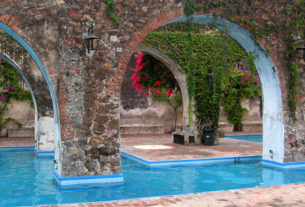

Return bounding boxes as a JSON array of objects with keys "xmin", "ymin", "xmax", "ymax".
[
  {"xmin": 172, "ymin": 131, "xmax": 200, "ymax": 145},
  {"xmin": 120, "ymin": 124, "xmax": 165, "ymax": 134},
  {"xmin": 218, "ymin": 122, "xmax": 262, "ymax": 132},
  {"xmin": 8, "ymin": 127, "xmax": 34, "ymax": 138}
]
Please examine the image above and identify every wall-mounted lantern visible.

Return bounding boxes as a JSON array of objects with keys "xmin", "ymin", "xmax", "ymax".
[{"xmin": 83, "ymin": 22, "xmax": 100, "ymax": 58}]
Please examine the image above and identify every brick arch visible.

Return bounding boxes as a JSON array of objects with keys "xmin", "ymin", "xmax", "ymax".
[
  {"xmin": 0, "ymin": 21, "xmax": 62, "ymax": 173},
  {"xmin": 116, "ymin": 11, "xmax": 284, "ymax": 163}
]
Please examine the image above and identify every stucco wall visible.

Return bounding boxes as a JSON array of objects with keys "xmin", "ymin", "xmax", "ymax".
[{"xmin": 1, "ymin": 100, "xmax": 34, "ymax": 136}]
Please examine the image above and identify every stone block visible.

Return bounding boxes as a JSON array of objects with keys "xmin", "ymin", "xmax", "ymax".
[{"xmin": 8, "ymin": 127, "xmax": 34, "ymax": 138}]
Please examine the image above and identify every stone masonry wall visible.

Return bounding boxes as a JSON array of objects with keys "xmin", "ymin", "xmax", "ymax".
[{"xmin": 0, "ymin": 0, "xmax": 304, "ymax": 177}]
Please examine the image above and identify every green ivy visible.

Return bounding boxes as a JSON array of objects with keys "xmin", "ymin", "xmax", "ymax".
[
  {"xmin": 184, "ymin": 0, "xmax": 305, "ymax": 122},
  {"xmin": 142, "ymin": 28, "xmax": 261, "ymax": 130},
  {"xmin": 105, "ymin": 0, "xmax": 118, "ymax": 22},
  {"xmin": 0, "ymin": 59, "xmax": 32, "ymax": 131}
]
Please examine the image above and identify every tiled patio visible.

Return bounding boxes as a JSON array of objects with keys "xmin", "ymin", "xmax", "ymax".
[{"xmin": 121, "ymin": 134, "xmax": 262, "ymax": 161}]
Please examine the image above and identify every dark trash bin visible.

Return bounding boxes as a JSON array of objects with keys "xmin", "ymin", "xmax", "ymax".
[{"xmin": 202, "ymin": 127, "xmax": 215, "ymax": 146}]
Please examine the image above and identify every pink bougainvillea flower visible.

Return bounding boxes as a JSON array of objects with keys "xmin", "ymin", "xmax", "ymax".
[
  {"xmin": 132, "ymin": 81, "xmax": 138, "ymax": 87},
  {"xmin": 144, "ymin": 93, "xmax": 149, "ymax": 96},
  {"xmin": 243, "ymin": 75, "xmax": 249, "ymax": 81},
  {"xmin": 132, "ymin": 68, "xmax": 137, "ymax": 73},
  {"xmin": 136, "ymin": 52, "xmax": 144, "ymax": 65},
  {"xmin": 131, "ymin": 74, "xmax": 141, "ymax": 82},
  {"xmin": 5, "ymin": 86, "xmax": 16, "ymax": 92},
  {"xmin": 131, "ymin": 74, "xmax": 137, "ymax": 80},
  {"xmin": 0, "ymin": 95, "xmax": 5, "ymax": 100},
  {"xmin": 155, "ymin": 90, "xmax": 162, "ymax": 96},
  {"xmin": 134, "ymin": 54, "xmax": 139, "ymax": 59},
  {"xmin": 154, "ymin": 81, "xmax": 161, "ymax": 86},
  {"xmin": 255, "ymin": 75, "xmax": 260, "ymax": 84},
  {"xmin": 166, "ymin": 89, "xmax": 172, "ymax": 97},
  {"xmin": 0, "ymin": 57, "xmax": 3, "ymax": 62}
]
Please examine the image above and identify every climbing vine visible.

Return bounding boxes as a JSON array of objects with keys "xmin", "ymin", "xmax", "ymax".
[
  {"xmin": 105, "ymin": 0, "xmax": 118, "ymax": 22},
  {"xmin": 140, "ymin": 27, "xmax": 261, "ymax": 130},
  {"xmin": 183, "ymin": 0, "xmax": 305, "ymax": 121},
  {"xmin": 0, "ymin": 58, "xmax": 32, "ymax": 132}
]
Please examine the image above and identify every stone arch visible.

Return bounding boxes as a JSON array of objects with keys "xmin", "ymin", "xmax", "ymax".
[
  {"xmin": 0, "ymin": 22, "xmax": 62, "ymax": 172},
  {"xmin": 118, "ymin": 13, "xmax": 284, "ymax": 163},
  {"xmin": 136, "ymin": 46, "xmax": 189, "ymax": 126}
]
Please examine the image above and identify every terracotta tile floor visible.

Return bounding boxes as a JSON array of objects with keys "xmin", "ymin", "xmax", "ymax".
[
  {"xmin": 121, "ymin": 134, "xmax": 262, "ymax": 161},
  {"xmin": 2, "ymin": 134, "xmax": 305, "ymax": 207}
]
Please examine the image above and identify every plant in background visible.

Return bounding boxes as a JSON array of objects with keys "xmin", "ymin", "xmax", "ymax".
[
  {"xmin": 221, "ymin": 61, "xmax": 261, "ymax": 131},
  {"xmin": 131, "ymin": 52, "xmax": 179, "ymax": 98},
  {"xmin": 141, "ymin": 27, "xmax": 261, "ymax": 132},
  {"xmin": 105, "ymin": 0, "xmax": 118, "ymax": 22},
  {"xmin": 0, "ymin": 58, "xmax": 32, "ymax": 134},
  {"xmin": 131, "ymin": 53, "xmax": 182, "ymax": 131}
]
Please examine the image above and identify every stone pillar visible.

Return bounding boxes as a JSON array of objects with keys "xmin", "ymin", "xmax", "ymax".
[{"xmin": 36, "ymin": 116, "xmax": 55, "ymax": 152}]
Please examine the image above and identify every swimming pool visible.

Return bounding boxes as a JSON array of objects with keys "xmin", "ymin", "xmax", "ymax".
[
  {"xmin": 225, "ymin": 134, "xmax": 262, "ymax": 143},
  {"xmin": 1, "ymin": 147, "xmax": 305, "ymax": 206}
]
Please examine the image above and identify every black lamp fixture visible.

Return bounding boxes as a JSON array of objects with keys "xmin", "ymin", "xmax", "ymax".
[{"xmin": 84, "ymin": 22, "xmax": 100, "ymax": 57}]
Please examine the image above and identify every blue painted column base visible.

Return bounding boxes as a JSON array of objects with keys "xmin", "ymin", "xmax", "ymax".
[
  {"xmin": 34, "ymin": 148, "xmax": 55, "ymax": 157},
  {"xmin": 262, "ymin": 159, "xmax": 305, "ymax": 169},
  {"xmin": 53, "ymin": 172, "xmax": 124, "ymax": 187}
]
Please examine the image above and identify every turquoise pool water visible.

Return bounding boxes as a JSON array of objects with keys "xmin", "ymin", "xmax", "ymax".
[
  {"xmin": 1, "ymin": 147, "xmax": 305, "ymax": 206},
  {"xmin": 225, "ymin": 134, "xmax": 262, "ymax": 143}
]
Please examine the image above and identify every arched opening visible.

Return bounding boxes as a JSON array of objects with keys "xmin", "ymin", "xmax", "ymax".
[
  {"xmin": 120, "ymin": 47, "xmax": 187, "ymax": 135},
  {"xmin": 0, "ymin": 22, "xmax": 62, "ymax": 172},
  {"xmin": 120, "ymin": 14, "xmax": 283, "ymax": 163}
]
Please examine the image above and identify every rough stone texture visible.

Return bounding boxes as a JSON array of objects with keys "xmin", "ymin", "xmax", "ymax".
[
  {"xmin": 0, "ymin": 30, "xmax": 54, "ymax": 118},
  {"xmin": 284, "ymin": 58, "xmax": 305, "ymax": 162},
  {"xmin": 0, "ymin": 0, "xmax": 304, "ymax": 177}
]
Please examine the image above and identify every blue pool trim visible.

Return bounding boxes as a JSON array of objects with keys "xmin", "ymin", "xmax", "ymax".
[
  {"xmin": 53, "ymin": 171, "xmax": 124, "ymax": 186},
  {"xmin": 0, "ymin": 146, "xmax": 34, "ymax": 149},
  {"xmin": 225, "ymin": 134, "xmax": 262, "ymax": 138},
  {"xmin": 262, "ymin": 159, "xmax": 305, "ymax": 169},
  {"xmin": 121, "ymin": 151, "xmax": 262, "ymax": 167},
  {"xmin": 34, "ymin": 148, "xmax": 55, "ymax": 156}
]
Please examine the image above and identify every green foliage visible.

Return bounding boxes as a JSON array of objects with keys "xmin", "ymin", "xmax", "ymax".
[
  {"xmin": 184, "ymin": 0, "xmax": 305, "ymax": 121},
  {"xmin": 142, "ymin": 29, "xmax": 261, "ymax": 130},
  {"xmin": 184, "ymin": 0, "xmax": 197, "ymax": 17},
  {"xmin": 0, "ymin": 59, "xmax": 32, "ymax": 130},
  {"xmin": 221, "ymin": 54, "xmax": 261, "ymax": 130},
  {"xmin": 105, "ymin": 0, "xmax": 118, "ymax": 22}
]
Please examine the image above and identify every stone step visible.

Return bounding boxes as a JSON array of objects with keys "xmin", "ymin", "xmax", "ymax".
[
  {"xmin": 8, "ymin": 128, "xmax": 34, "ymax": 138},
  {"xmin": 218, "ymin": 122, "xmax": 262, "ymax": 132},
  {"xmin": 120, "ymin": 124, "xmax": 165, "ymax": 135}
]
